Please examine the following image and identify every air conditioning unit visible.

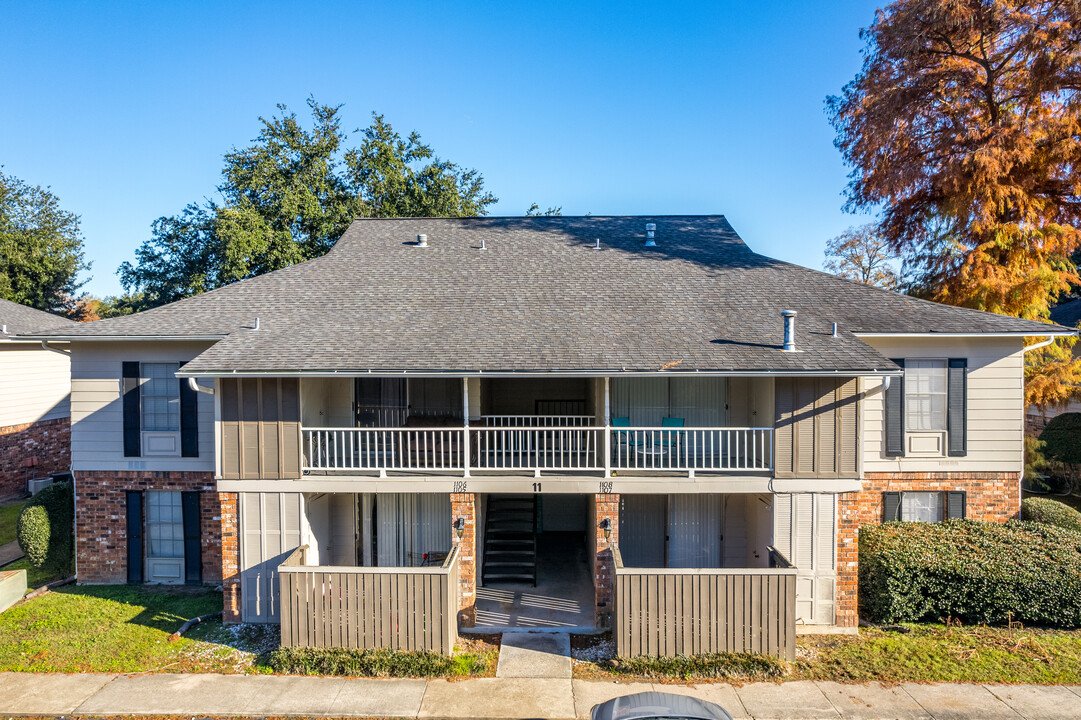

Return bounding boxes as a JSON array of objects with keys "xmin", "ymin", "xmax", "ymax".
[{"xmin": 28, "ymin": 476, "xmax": 53, "ymax": 496}]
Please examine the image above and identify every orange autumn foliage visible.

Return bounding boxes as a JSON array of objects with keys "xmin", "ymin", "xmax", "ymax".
[{"xmin": 829, "ymin": 0, "xmax": 1081, "ymax": 406}]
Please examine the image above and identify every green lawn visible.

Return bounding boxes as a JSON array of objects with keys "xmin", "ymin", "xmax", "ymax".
[
  {"xmin": 572, "ymin": 624, "xmax": 1081, "ymax": 684},
  {"xmin": 0, "ymin": 584, "xmax": 277, "ymax": 673},
  {"xmin": 793, "ymin": 623, "xmax": 1081, "ymax": 684},
  {"xmin": 0, "ymin": 499, "xmax": 23, "ymax": 546}
]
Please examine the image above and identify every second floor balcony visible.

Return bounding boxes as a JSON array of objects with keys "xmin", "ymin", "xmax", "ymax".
[{"xmin": 218, "ymin": 374, "xmax": 858, "ymax": 481}]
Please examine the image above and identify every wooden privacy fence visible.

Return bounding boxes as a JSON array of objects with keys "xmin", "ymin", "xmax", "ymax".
[
  {"xmin": 612, "ymin": 544, "xmax": 797, "ymax": 660},
  {"xmin": 278, "ymin": 545, "xmax": 459, "ymax": 654}
]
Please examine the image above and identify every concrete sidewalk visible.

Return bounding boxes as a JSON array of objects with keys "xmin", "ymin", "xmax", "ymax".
[{"xmin": 2, "ymin": 672, "xmax": 1080, "ymax": 719}]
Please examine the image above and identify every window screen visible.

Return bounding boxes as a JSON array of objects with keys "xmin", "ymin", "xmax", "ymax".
[
  {"xmin": 146, "ymin": 491, "xmax": 184, "ymax": 558},
  {"xmin": 905, "ymin": 359, "xmax": 947, "ymax": 431},
  {"xmin": 900, "ymin": 491, "xmax": 944, "ymax": 523},
  {"xmin": 141, "ymin": 362, "xmax": 180, "ymax": 431}
]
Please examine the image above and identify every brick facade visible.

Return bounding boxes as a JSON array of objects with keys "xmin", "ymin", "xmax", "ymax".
[
  {"xmin": 835, "ymin": 471, "xmax": 1021, "ymax": 627},
  {"xmin": 593, "ymin": 493, "xmax": 619, "ymax": 628},
  {"xmin": 0, "ymin": 417, "xmax": 70, "ymax": 501},
  {"xmin": 75, "ymin": 470, "xmax": 221, "ymax": 585},
  {"xmin": 451, "ymin": 493, "xmax": 476, "ymax": 627},
  {"xmin": 220, "ymin": 492, "xmax": 240, "ymax": 622}
]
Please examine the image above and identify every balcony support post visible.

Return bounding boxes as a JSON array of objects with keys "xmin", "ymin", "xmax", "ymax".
[
  {"xmin": 462, "ymin": 377, "xmax": 471, "ymax": 478},
  {"xmin": 603, "ymin": 376, "xmax": 612, "ymax": 478}
]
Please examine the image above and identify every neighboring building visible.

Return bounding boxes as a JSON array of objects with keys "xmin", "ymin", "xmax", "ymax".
[
  {"xmin": 1025, "ymin": 297, "xmax": 1081, "ymax": 434},
  {"xmin": 0, "ymin": 298, "xmax": 75, "ymax": 501},
  {"xmin": 22, "ymin": 217, "xmax": 1075, "ymax": 657}
]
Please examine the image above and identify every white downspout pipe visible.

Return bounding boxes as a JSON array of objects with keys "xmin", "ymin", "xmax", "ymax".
[
  {"xmin": 187, "ymin": 377, "xmax": 215, "ymax": 395},
  {"xmin": 40, "ymin": 340, "xmax": 71, "ymax": 356},
  {"xmin": 1018, "ymin": 334, "xmax": 1068, "ymax": 498}
]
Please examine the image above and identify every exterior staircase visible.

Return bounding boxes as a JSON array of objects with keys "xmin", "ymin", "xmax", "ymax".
[{"xmin": 482, "ymin": 494, "xmax": 538, "ymax": 586}]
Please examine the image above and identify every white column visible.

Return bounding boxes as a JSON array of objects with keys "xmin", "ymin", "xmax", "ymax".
[
  {"xmin": 462, "ymin": 377, "xmax": 471, "ymax": 478},
  {"xmin": 604, "ymin": 376, "xmax": 611, "ymax": 478}
]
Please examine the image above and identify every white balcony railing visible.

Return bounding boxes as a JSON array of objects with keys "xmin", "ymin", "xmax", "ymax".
[
  {"xmin": 472, "ymin": 427, "xmax": 602, "ymax": 471},
  {"xmin": 304, "ymin": 427, "xmax": 464, "ymax": 472},
  {"xmin": 480, "ymin": 414, "xmax": 594, "ymax": 427},
  {"xmin": 302, "ymin": 426, "xmax": 773, "ymax": 473},
  {"xmin": 610, "ymin": 427, "xmax": 772, "ymax": 472}
]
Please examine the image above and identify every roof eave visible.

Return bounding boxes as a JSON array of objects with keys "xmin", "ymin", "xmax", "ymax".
[{"xmin": 177, "ymin": 367, "xmax": 905, "ymax": 379}]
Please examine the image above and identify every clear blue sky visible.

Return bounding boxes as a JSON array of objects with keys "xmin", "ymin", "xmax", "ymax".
[{"xmin": 1, "ymin": 1, "xmax": 879, "ymax": 298}]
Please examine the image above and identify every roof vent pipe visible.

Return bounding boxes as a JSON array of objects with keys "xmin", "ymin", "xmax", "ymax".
[
  {"xmin": 645, "ymin": 223, "xmax": 657, "ymax": 247},
  {"xmin": 781, "ymin": 310, "xmax": 798, "ymax": 352},
  {"xmin": 253, "ymin": 317, "xmax": 260, "ymax": 331},
  {"xmin": 417, "ymin": 233, "xmax": 428, "ymax": 247},
  {"xmin": 594, "ymin": 238, "xmax": 601, "ymax": 250},
  {"xmin": 832, "ymin": 322, "xmax": 838, "ymax": 338},
  {"xmin": 480, "ymin": 238, "xmax": 487, "ymax": 251},
  {"xmin": 1, "ymin": 325, "xmax": 6, "ymax": 334}
]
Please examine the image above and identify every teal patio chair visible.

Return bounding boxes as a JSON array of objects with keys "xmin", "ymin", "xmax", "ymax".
[{"xmin": 657, "ymin": 416, "xmax": 686, "ymax": 452}]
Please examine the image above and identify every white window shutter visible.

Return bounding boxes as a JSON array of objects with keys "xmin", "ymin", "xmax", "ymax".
[
  {"xmin": 794, "ymin": 494, "xmax": 814, "ymax": 569},
  {"xmin": 815, "ymin": 494, "xmax": 836, "ymax": 572}
]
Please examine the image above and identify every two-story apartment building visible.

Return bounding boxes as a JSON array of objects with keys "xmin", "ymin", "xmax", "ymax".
[
  {"xmin": 23, "ymin": 216, "xmax": 1073, "ymax": 658},
  {"xmin": 0, "ymin": 298, "xmax": 74, "ymax": 501}
]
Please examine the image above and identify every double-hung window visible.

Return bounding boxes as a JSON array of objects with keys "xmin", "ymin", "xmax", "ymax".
[
  {"xmin": 884, "ymin": 490, "xmax": 966, "ymax": 522},
  {"xmin": 139, "ymin": 362, "xmax": 181, "ymax": 456},
  {"xmin": 141, "ymin": 363, "xmax": 180, "ymax": 431},
  {"xmin": 904, "ymin": 359, "xmax": 947, "ymax": 431}
]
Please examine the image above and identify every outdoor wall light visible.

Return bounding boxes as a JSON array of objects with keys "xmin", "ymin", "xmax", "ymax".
[
  {"xmin": 453, "ymin": 517, "xmax": 465, "ymax": 540},
  {"xmin": 599, "ymin": 517, "xmax": 612, "ymax": 541}
]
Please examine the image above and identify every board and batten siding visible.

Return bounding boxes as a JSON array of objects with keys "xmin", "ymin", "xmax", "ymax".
[
  {"xmin": 69, "ymin": 341, "xmax": 215, "ymax": 472},
  {"xmin": 219, "ymin": 377, "xmax": 301, "ymax": 480},
  {"xmin": 860, "ymin": 337, "xmax": 1025, "ymax": 474},
  {"xmin": 0, "ymin": 343, "xmax": 70, "ymax": 428},
  {"xmin": 774, "ymin": 378, "xmax": 859, "ymax": 479}
]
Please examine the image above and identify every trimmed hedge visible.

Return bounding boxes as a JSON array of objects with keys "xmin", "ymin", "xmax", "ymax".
[
  {"xmin": 16, "ymin": 481, "xmax": 73, "ymax": 576},
  {"xmin": 859, "ymin": 520, "xmax": 1081, "ymax": 627},
  {"xmin": 1022, "ymin": 497, "xmax": 1081, "ymax": 534},
  {"xmin": 267, "ymin": 647, "xmax": 489, "ymax": 677}
]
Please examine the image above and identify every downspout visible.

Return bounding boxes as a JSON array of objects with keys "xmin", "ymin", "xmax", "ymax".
[
  {"xmin": 40, "ymin": 340, "xmax": 71, "ymax": 356},
  {"xmin": 1018, "ymin": 335, "xmax": 1067, "ymax": 503},
  {"xmin": 862, "ymin": 376, "xmax": 891, "ymax": 397},
  {"xmin": 187, "ymin": 377, "xmax": 214, "ymax": 395}
]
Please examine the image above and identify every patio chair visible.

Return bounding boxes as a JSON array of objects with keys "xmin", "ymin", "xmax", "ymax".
[{"xmin": 656, "ymin": 416, "xmax": 686, "ymax": 453}]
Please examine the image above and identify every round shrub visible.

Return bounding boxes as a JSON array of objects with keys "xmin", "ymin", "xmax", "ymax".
[
  {"xmin": 859, "ymin": 519, "xmax": 1081, "ymax": 627},
  {"xmin": 16, "ymin": 481, "xmax": 73, "ymax": 576},
  {"xmin": 1040, "ymin": 412, "xmax": 1081, "ymax": 465},
  {"xmin": 1022, "ymin": 497, "xmax": 1081, "ymax": 534}
]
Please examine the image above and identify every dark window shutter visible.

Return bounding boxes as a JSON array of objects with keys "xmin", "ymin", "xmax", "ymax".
[
  {"xmin": 883, "ymin": 492, "xmax": 901, "ymax": 522},
  {"xmin": 181, "ymin": 491, "xmax": 202, "ymax": 584},
  {"xmin": 178, "ymin": 361, "xmax": 199, "ymax": 457},
  {"xmin": 126, "ymin": 491, "xmax": 143, "ymax": 584},
  {"xmin": 884, "ymin": 360, "xmax": 905, "ymax": 457},
  {"xmin": 947, "ymin": 358, "xmax": 967, "ymax": 457},
  {"xmin": 946, "ymin": 491, "xmax": 966, "ymax": 520},
  {"xmin": 122, "ymin": 362, "xmax": 141, "ymax": 457}
]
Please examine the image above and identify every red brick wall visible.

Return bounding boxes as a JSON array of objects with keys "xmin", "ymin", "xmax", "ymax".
[
  {"xmin": 75, "ymin": 470, "xmax": 220, "ymax": 585},
  {"xmin": 0, "ymin": 417, "xmax": 70, "ymax": 501},
  {"xmin": 451, "ymin": 493, "xmax": 476, "ymax": 627},
  {"xmin": 220, "ymin": 492, "xmax": 240, "ymax": 622},
  {"xmin": 593, "ymin": 493, "xmax": 619, "ymax": 628},
  {"xmin": 835, "ymin": 471, "xmax": 1021, "ymax": 627}
]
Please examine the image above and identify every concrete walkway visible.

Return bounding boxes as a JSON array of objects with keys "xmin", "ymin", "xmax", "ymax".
[
  {"xmin": 0, "ymin": 539, "xmax": 24, "ymax": 566},
  {"xmin": 2, "ymin": 672, "xmax": 1081, "ymax": 719}
]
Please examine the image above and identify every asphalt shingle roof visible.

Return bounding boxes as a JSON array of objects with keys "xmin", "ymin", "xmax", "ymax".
[
  {"xmin": 20, "ymin": 216, "xmax": 1074, "ymax": 373},
  {"xmin": 0, "ymin": 298, "xmax": 76, "ymax": 336}
]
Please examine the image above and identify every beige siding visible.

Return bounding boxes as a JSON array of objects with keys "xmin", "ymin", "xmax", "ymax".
[
  {"xmin": 0, "ymin": 342, "xmax": 70, "ymax": 427},
  {"xmin": 69, "ymin": 341, "xmax": 215, "ymax": 472},
  {"xmin": 861, "ymin": 336, "xmax": 1025, "ymax": 474}
]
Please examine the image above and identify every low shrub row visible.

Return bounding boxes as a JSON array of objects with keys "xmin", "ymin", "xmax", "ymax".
[
  {"xmin": 1022, "ymin": 497, "xmax": 1081, "ymax": 534},
  {"xmin": 859, "ymin": 520, "xmax": 1081, "ymax": 627},
  {"xmin": 604, "ymin": 652, "xmax": 785, "ymax": 680},
  {"xmin": 267, "ymin": 646, "xmax": 490, "ymax": 677}
]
